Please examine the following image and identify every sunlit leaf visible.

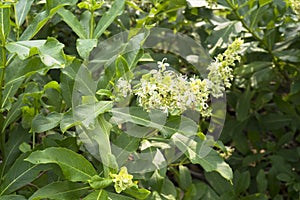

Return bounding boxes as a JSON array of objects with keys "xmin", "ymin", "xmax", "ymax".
[{"xmin": 25, "ymin": 147, "xmax": 97, "ymax": 182}]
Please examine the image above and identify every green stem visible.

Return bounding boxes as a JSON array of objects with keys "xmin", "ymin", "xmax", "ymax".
[
  {"xmin": 0, "ymin": 41, "xmax": 7, "ymax": 176},
  {"xmin": 90, "ymin": 9, "xmax": 95, "ymax": 38}
]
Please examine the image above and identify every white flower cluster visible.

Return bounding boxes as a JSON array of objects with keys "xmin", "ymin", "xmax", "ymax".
[
  {"xmin": 207, "ymin": 38, "xmax": 243, "ymax": 98},
  {"xmin": 133, "ymin": 58, "xmax": 211, "ymax": 116},
  {"xmin": 114, "ymin": 38, "xmax": 243, "ymax": 116},
  {"xmin": 114, "ymin": 77, "xmax": 132, "ymax": 101},
  {"xmin": 289, "ymin": 0, "xmax": 300, "ymax": 15}
]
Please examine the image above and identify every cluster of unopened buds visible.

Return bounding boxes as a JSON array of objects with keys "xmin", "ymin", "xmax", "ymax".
[
  {"xmin": 115, "ymin": 38, "xmax": 243, "ymax": 116},
  {"xmin": 110, "ymin": 166, "xmax": 135, "ymax": 193}
]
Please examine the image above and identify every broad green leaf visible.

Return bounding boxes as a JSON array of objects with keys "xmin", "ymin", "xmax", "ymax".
[
  {"xmin": 79, "ymin": 11, "xmax": 91, "ymax": 38},
  {"xmin": 60, "ymin": 110, "xmax": 81, "ymax": 133},
  {"xmin": 178, "ymin": 165, "xmax": 192, "ymax": 191},
  {"xmin": 234, "ymin": 61, "xmax": 272, "ymax": 76},
  {"xmin": 46, "ymin": 0, "xmax": 78, "ymax": 11},
  {"xmin": 58, "ymin": 8, "xmax": 87, "ymax": 39},
  {"xmin": 25, "ymin": 147, "xmax": 97, "ymax": 182},
  {"xmin": 0, "ymin": 7, "xmax": 10, "ymax": 42},
  {"xmin": 19, "ymin": 4, "xmax": 68, "ymax": 40},
  {"xmin": 77, "ymin": 114, "xmax": 118, "ymax": 176},
  {"xmin": 256, "ymin": 169, "xmax": 267, "ymax": 193},
  {"xmin": 0, "ymin": 195, "xmax": 27, "ymax": 200},
  {"xmin": 1, "ymin": 97, "xmax": 24, "ymax": 132},
  {"xmin": 83, "ymin": 190, "xmax": 108, "ymax": 200},
  {"xmin": 240, "ymin": 194, "xmax": 268, "ymax": 200},
  {"xmin": 88, "ymin": 175, "xmax": 113, "ymax": 189},
  {"xmin": 97, "ymin": 33, "xmax": 145, "ymax": 89},
  {"xmin": 6, "ymin": 40, "xmax": 45, "ymax": 60},
  {"xmin": 0, "ymin": 126, "xmax": 31, "ymax": 179},
  {"xmin": 124, "ymin": 186, "xmax": 151, "ymax": 200},
  {"xmin": 206, "ymin": 21, "xmax": 241, "ymax": 49},
  {"xmin": 233, "ymin": 170, "xmax": 250, "ymax": 194},
  {"xmin": 249, "ymin": 5, "xmax": 269, "ymax": 29},
  {"xmin": 107, "ymin": 192, "xmax": 134, "ymax": 200},
  {"xmin": 260, "ymin": 114, "xmax": 292, "ymax": 130},
  {"xmin": 29, "ymin": 181, "xmax": 88, "ymax": 200},
  {"xmin": 15, "ymin": 0, "xmax": 34, "ymax": 27},
  {"xmin": 259, "ymin": 0, "xmax": 273, "ymax": 7},
  {"xmin": 236, "ymin": 87, "xmax": 253, "ymax": 122},
  {"xmin": 93, "ymin": 0, "xmax": 125, "ymax": 39},
  {"xmin": 38, "ymin": 37, "xmax": 66, "ymax": 68},
  {"xmin": 110, "ymin": 107, "xmax": 198, "ymax": 137},
  {"xmin": 74, "ymin": 101, "xmax": 112, "ymax": 127},
  {"xmin": 115, "ymin": 55, "xmax": 134, "ymax": 80},
  {"xmin": 76, "ymin": 39, "xmax": 97, "ymax": 59},
  {"xmin": 0, "ymin": 153, "xmax": 46, "ymax": 195},
  {"xmin": 60, "ymin": 59, "xmax": 81, "ymax": 107},
  {"xmin": 160, "ymin": 178, "xmax": 177, "ymax": 199},
  {"xmin": 42, "ymin": 81, "xmax": 63, "ymax": 112},
  {"xmin": 171, "ymin": 133, "xmax": 233, "ymax": 180},
  {"xmin": 31, "ymin": 112, "xmax": 63, "ymax": 133},
  {"xmin": 6, "ymin": 38, "xmax": 66, "ymax": 68},
  {"xmin": 2, "ymin": 57, "xmax": 46, "ymax": 111}
]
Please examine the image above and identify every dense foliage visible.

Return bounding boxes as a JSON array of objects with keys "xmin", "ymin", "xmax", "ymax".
[{"xmin": 0, "ymin": 0, "xmax": 299, "ymax": 199}]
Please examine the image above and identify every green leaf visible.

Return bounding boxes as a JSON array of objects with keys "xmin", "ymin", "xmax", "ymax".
[
  {"xmin": 0, "ymin": 7, "xmax": 10, "ymax": 42},
  {"xmin": 46, "ymin": 0, "xmax": 78, "ymax": 11},
  {"xmin": 76, "ymin": 39, "xmax": 97, "ymax": 59},
  {"xmin": 79, "ymin": 11, "xmax": 91, "ymax": 37},
  {"xmin": 259, "ymin": 0, "xmax": 273, "ymax": 7},
  {"xmin": 0, "ymin": 195, "xmax": 27, "ymax": 200},
  {"xmin": 206, "ymin": 21, "xmax": 241, "ymax": 48},
  {"xmin": 57, "ymin": 8, "xmax": 87, "ymax": 39},
  {"xmin": 1, "ymin": 97, "xmax": 24, "ymax": 132},
  {"xmin": 107, "ymin": 192, "xmax": 134, "ymax": 200},
  {"xmin": 256, "ymin": 169, "xmax": 267, "ymax": 193},
  {"xmin": 83, "ymin": 190, "xmax": 108, "ymax": 200},
  {"xmin": 6, "ymin": 38, "xmax": 66, "ymax": 68},
  {"xmin": 160, "ymin": 178, "xmax": 177, "ymax": 199},
  {"xmin": 60, "ymin": 110, "xmax": 81, "ymax": 133},
  {"xmin": 249, "ymin": 5, "xmax": 269, "ymax": 30},
  {"xmin": 60, "ymin": 59, "xmax": 81, "ymax": 107},
  {"xmin": 19, "ymin": 3, "xmax": 70, "ymax": 40},
  {"xmin": 236, "ymin": 87, "xmax": 253, "ymax": 122},
  {"xmin": 29, "ymin": 181, "xmax": 88, "ymax": 200},
  {"xmin": 0, "ymin": 153, "xmax": 46, "ymax": 195},
  {"xmin": 234, "ymin": 61, "xmax": 272, "ymax": 76},
  {"xmin": 6, "ymin": 40, "xmax": 45, "ymax": 60},
  {"xmin": 2, "ymin": 57, "xmax": 46, "ymax": 111},
  {"xmin": 171, "ymin": 133, "xmax": 233, "ymax": 180},
  {"xmin": 31, "ymin": 112, "xmax": 63, "ymax": 133},
  {"xmin": 115, "ymin": 55, "xmax": 134, "ymax": 80},
  {"xmin": 260, "ymin": 114, "xmax": 292, "ymax": 130},
  {"xmin": 0, "ymin": 126, "xmax": 31, "ymax": 179},
  {"xmin": 124, "ymin": 186, "xmax": 151, "ymax": 200},
  {"xmin": 93, "ymin": 0, "xmax": 125, "ymax": 39},
  {"xmin": 88, "ymin": 175, "xmax": 113, "ymax": 189},
  {"xmin": 77, "ymin": 114, "xmax": 118, "ymax": 176},
  {"xmin": 25, "ymin": 147, "xmax": 97, "ymax": 182},
  {"xmin": 38, "ymin": 37, "xmax": 67, "ymax": 68},
  {"xmin": 74, "ymin": 101, "xmax": 112, "ymax": 127},
  {"xmin": 178, "ymin": 165, "xmax": 192, "ymax": 191},
  {"xmin": 110, "ymin": 107, "xmax": 198, "ymax": 137},
  {"xmin": 15, "ymin": 0, "xmax": 34, "ymax": 27},
  {"xmin": 233, "ymin": 170, "xmax": 250, "ymax": 194},
  {"xmin": 205, "ymin": 172, "xmax": 233, "ymax": 195}
]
